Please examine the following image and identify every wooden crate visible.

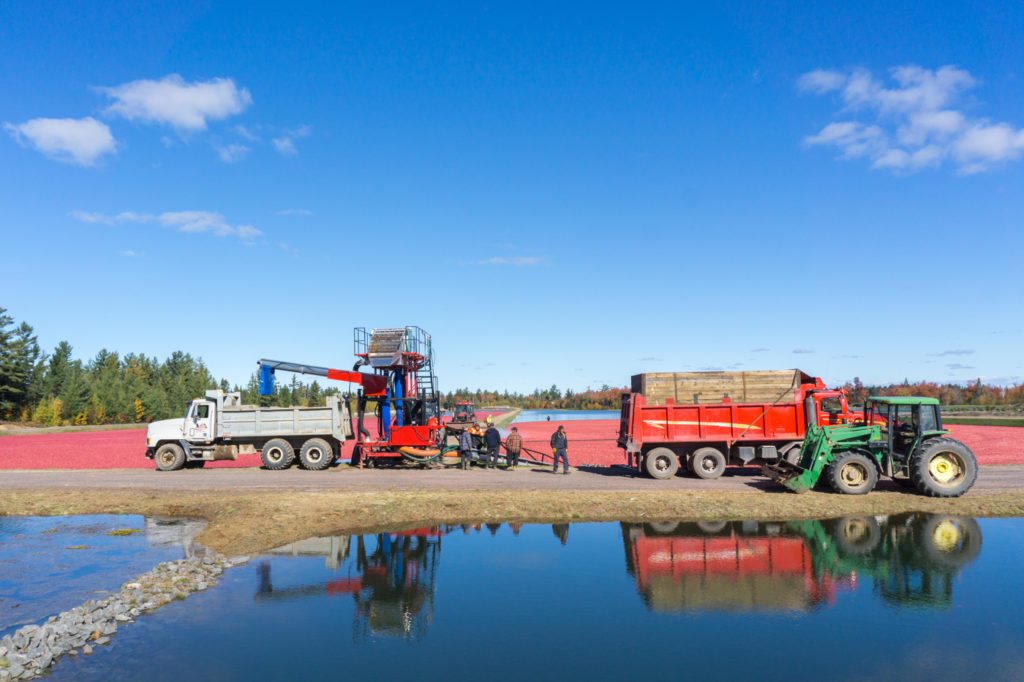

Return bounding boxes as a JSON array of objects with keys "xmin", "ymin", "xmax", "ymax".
[{"xmin": 630, "ymin": 370, "xmax": 803, "ymax": 406}]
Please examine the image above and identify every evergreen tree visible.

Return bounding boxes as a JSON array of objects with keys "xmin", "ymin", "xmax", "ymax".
[{"xmin": 0, "ymin": 308, "xmax": 41, "ymax": 417}]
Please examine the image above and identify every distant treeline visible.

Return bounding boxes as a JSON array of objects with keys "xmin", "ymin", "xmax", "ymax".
[
  {"xmin": 3, "ymin": 308, "xmax": 1022, "ymax": 425},
  {"xmin": 0, "ymin": 308, "xmax": 335, "ymax": 425}
]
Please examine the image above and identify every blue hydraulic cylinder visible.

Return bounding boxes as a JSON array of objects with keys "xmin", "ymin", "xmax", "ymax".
[
  {"xmin": 394, "ymin": 371, "xmax": 404, "ymax": 427},
  {"xmin": 258, "ymin": 365, "xmax": 275, "ymax": 396}
]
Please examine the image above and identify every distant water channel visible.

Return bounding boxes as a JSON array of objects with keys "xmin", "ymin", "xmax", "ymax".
[
  {"xmin": 37, "ymin": 513, "xmax": 1024, "ymax": 681},
  {"xmin": 513, "ymin": 408, "xmax": 619, "ymax": 423}
]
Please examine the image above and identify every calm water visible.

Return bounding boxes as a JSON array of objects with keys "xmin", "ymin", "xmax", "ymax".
[
  {"xmin": 43, "ymin": 514, "xmax": 1024, "ymax": 681},
  {"xmin": 0, "ymin": 515, "xmax": 207, "ymax": 637},
  {"xmin": 513, "ymin": 408, "xmax": 619, "ymax": 423}
]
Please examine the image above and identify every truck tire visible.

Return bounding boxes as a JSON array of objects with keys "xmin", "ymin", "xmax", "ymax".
[
  {"xmin": 185, "ymin": 460, "xmax": 206, "ymax": 469},
  {"xmin": 827, "ymin": 452, "xmax": 878, "ymax": 495},
  {"xmin": 261, "ymin": 439, "xmax": 294, "ymax": 470},
  {"xmin": 691, "ymin": 447, "xmax": 726, "ymax": 480},
  {"xmin": 299, "ymin": 438, "xmax": 334, "ymax": 470},
  {"xmin": 910, "ymin": 438, "xmax": 978, "ymax": 498},
  {"xmin": 154, "ymin": 443, "xmax": 186, "ymax": 471},
  {"xmin": 644, "ymin": 447, "xmax": 679, "ymax": 479}
]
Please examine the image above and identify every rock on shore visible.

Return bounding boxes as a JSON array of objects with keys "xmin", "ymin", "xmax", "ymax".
[{"xmin": 0, "ymin": 555, "xmax": 249, "ymax": 680}]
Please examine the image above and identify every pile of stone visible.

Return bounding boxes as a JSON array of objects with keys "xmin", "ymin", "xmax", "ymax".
[{"xmin": 0, "ymin": 554, "xmax": 249, "ymax": 680}]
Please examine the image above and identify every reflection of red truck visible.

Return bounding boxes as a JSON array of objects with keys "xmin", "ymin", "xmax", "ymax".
[
  {"xmin": 621, "ymin": 522, "xmax": 850, "ymax": 612},
  {"xmin": 618, "ymin": 369, "xmax": 855, "ymax": 479}
]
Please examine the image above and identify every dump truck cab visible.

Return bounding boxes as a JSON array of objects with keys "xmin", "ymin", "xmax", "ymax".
[{"xmin": 763, "ymin": 396, "xmax": 978, "ymax": 498}]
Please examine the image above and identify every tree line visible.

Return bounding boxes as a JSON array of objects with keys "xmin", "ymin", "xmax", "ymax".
[
  {"xmin": 0, "ymin": 308, "xmax": 335, "ymax": 425},
  {"xmin": 3, "ymin": 307, "xmax": 1022, "ymax": 425}
]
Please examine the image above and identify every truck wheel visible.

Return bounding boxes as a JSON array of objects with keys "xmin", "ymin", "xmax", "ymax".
[
  {"xmin": 834, "ymin": 516, "xmax": 881, "ymax": 554},
  {"xmin": 155, "ymin": 443, "xmax": 186, "ymax": 471},
  {"xmin": 299, "ymin": 438, "xmax": 334, "ymax": 470},
  {"xmin": 185, "ymin": 460, "xmax": 206, "ymax": 469},
  {"xmin": 691, "ymin": 447, "xmax": 726, "ymax": 480},
  {"xmin": 644, "ymin": 448, "xmax": 679, "ymax": 479},
  {"xmin": 910, "ymin": 438, "xmax": 978, "ymax": 498},
  {"xmin": 261, "ymin": 439, "xmax": 294, "ymax": 470},
  {"xmin": 920, "ymin": 515, "xmax": 982, "ymax": 568},
  {"xmin": 828, "ymin": 452, "xmax": 878, "ymax": 495}
]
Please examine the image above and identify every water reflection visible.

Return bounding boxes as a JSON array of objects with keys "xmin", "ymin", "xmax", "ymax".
[{"xmin": 621, "ymin": 514, "xmax": 982, "ymax": 613}]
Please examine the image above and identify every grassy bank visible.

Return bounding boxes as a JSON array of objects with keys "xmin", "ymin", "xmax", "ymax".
[
  {"xmin": 2, "ymin": 487, "xmax": 1023, "ymax": 556},
  {"xmin": 0, "ymin": 423, "xmax": 145, "ymax": 437},
  {"xmin": 944, "ymin": 417, "xmax": 1024, "ymax": 427}
]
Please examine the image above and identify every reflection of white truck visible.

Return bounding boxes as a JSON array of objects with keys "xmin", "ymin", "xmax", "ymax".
[{"xmin": 145, "ymin": 390, "xmax": 353, "ymax": 471}]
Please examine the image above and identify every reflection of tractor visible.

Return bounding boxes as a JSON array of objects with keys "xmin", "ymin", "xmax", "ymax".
[
  {"xmin": 622, "ymin": 512, "xmax": 982, "ymax": 614},
  {"xmin": 790, "ymin": 513, "xmax": 983, "ymax": 609},
  {"xmin": 256, "ymin": 527, "xmax": 445, "ymax": 641},
  {"xmin": 764, "ymin": 397, "xmax": 978, "ymax": 497}
]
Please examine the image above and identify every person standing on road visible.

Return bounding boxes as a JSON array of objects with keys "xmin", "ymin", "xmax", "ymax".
[
  {"xmin": 504, "ymin": 426, "xmax": 523, "ymax": 470},
  {"xmin": 550, "ymin": 425, "xmax": 569, "ymax": 474},
  {"xmin": 458, "ymin": 428, "xmax": 474, "ymax": 470},
  {"xmin": 484, "ymin": 423, "xmax": 502, "ymax": 469}
]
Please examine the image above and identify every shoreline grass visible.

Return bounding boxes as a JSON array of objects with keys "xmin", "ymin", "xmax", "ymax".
[{"xmin": 2, "ymin": 487, "xmax": 1023, "ymax": 556}]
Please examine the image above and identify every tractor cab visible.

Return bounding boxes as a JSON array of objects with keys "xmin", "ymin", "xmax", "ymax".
[
  {"xmin": 864, "ymin": 397, "xmax": 946, "ymax": 459},
  {"xmin": 452, "ymin": 401, "xmax": 475, "ymax": 423}
]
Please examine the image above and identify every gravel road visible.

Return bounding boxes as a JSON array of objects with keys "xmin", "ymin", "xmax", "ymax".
[{"xmin": 2, "ymin": 464, "xmax": 1023, "ymax": 493}]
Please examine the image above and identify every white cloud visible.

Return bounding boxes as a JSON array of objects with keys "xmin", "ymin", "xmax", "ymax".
[
  {"xmin": 797, "ymin": 69, "xmax": 846, "ymax": 94},
  {"xmin": 98, "ymin": 74, "xmax": 252, "ymax": 131},
  {"xmin": 478, "ymin": 256, "xmax": 544, "ymax": 266},
  {"xmin": 799, "ymin": 65, "xmax": 1024, "ymax": 174},
  {"xmin": 215, "ymin": 143, "xmax": 250, "ymax": 163},
  {"xmin": 792, "ymin": 348, "xmax": 815, "ymax": 354},
  {"xmin": 120, "ymin": 250, "xmax": 141, "ymax": 257},
  {"xmin": 158, "ymin": 211, "xmax": 261, "ymax": 239},
  {"xmin": 71, "ymin": 209, "xmax": 259, "ymax": 240},
  {"xmin": 4, "ymin": 117, "xmax": 116, "ymax": 166},
  {"xmin": 272, "ymin": 124, "xmax": 311, "ymax": 156},
  {"xmin": 277, "ymin": 208, "xmax": 313, "ymax": 216},
  {"xmin": 234, "ymin": 125, "xmax": 260, "ymax": 141}
]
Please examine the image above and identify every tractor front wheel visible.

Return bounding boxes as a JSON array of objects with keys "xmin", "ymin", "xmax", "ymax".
[
  {"xmin": 827, "ymin": 452, "xmax": 878, "ymax": 495},
  {"xmin": 910, "ymin": 438, "xmax": 978, "ymax": 498}
]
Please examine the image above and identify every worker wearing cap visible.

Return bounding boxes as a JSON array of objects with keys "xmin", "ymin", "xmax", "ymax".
[
  {"xmin": 504, "ymin": 427, "xmax": 523, "ymax": 470},
  {"xmin": 483, "ymin": 423, "xmax": 502, "ymax": 469},
  {"xmin": 550, "ymin": 425, "xmax": 569, "ymax": 474}
]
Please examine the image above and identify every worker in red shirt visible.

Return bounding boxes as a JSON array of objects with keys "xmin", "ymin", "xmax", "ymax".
[{"xmin": 504, "ymin": 427, "xmax": 523, "ymax": 470}]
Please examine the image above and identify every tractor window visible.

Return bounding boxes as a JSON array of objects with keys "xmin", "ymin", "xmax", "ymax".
[
  {"xmin": 870, "ymin": 402, "xmax": 889, "ymax": 431},
  {"xmin": 919, "ymin": 405, "xmax": 939, "ymax": 431}
]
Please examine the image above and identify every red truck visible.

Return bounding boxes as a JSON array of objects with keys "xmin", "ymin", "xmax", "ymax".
[{"xmin": 618, "ymin": 369, "xmax": 856, "ymax": 479}]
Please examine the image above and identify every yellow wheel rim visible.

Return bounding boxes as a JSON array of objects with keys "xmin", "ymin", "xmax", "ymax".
[
  {"xmin": 842, "ymin": 518, "xmax": 870, "ymax": 543},
  {"xmin": 841, "ymin": 462, "xmax": 868, "ymax": 487},
  {"xmin": 928, "ymin": 453, "xmax": 963, "ymax": 487},
  {"xmin": 931, "ymin": 519, "xmax": 963, "ymax": 553}
]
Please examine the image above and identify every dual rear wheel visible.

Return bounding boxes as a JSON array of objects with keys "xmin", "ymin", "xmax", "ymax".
[
  {"xmin": 261, "ymin": 437, "xmax": 336, "ymax": 470},
  {"xmin": 644, "ymin": 446, "xmax": 727, "ymax": 480}
]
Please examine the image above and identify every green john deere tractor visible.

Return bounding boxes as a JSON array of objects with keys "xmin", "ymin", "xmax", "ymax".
[{"xmin": 763, "ymin": 397, "xmax": 978, "ymax": 497}]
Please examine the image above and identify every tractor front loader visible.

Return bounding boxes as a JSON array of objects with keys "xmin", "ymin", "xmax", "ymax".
[{"xmin": 763, "ymin": 397, "xmax": 978, "ymax": 497}]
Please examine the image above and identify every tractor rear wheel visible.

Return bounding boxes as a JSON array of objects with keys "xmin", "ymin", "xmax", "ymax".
[
  {"xmin": 154, "ymin": 443, "xmax": 186, "ymax": 471},
  {"xmin": 261, "ymin": 438, "xmax": 294, "ymax": 470},
  {"xmin": 827, "ymin": 452, "xmax": 878, "ymax": 495},
  {"xmin": 299, "ymin": 438, "xmax": 334, "ymax": 470},
  {"xmin": 691, "ymin": 447, "xmax": 726, "ymax": 480},
  {"xmin": 910, "ymin": 438, "xmax": 978, "ymax": 498},
  {"xmin": 920, "ymin": 515, "xmax": 982, "ymax": 568},
  {"xmin": 644, "ymin": 448, "xmax": 679, "ymax": 479}
]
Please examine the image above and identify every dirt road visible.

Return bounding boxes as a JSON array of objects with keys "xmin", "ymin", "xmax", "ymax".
[{"xmin": 3, "ymin": 464, "xmax": 1024, "ymax": 493}]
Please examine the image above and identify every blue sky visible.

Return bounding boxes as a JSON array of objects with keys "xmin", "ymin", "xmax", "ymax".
[{"xmin": 2, "ymin": 1, "xmax": 1022, "ymax": 392}]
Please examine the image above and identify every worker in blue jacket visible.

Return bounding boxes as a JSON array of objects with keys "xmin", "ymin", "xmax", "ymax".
[
  {"xmin": 550, "ymin": 425, "xmax": 569, "ymax": 474},
  {"xmin": 484, "ymin": 424, "xmax": 502, "ymax": 469},
  {"xmin": 458, "ymin": 428, "xmax": 474, "ymax": 470}
]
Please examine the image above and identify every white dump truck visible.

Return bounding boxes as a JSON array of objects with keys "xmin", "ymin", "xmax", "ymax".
[{"xmin": 145, "ymin": 390, "xmax": 353, "ymax": 471}]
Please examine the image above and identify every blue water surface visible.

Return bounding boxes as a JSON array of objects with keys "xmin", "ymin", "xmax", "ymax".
[
  {"xmin": 513, "ymin": 409, "xmax": 619, "ymax": 423},
  {"xmin": 43, "ymin": 514, "xmax": 1024, "ymax": 681}
]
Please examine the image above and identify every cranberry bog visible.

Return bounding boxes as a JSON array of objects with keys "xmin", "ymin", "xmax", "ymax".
[{"xmin": 0, "ymin": 420, "xmax": 1019, "ymax": 470}]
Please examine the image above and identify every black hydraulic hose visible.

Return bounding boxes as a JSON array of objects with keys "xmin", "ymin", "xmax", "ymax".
[{"xmin": 357, "ymin": 395, "xmax": 371, "ymax": 439}]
